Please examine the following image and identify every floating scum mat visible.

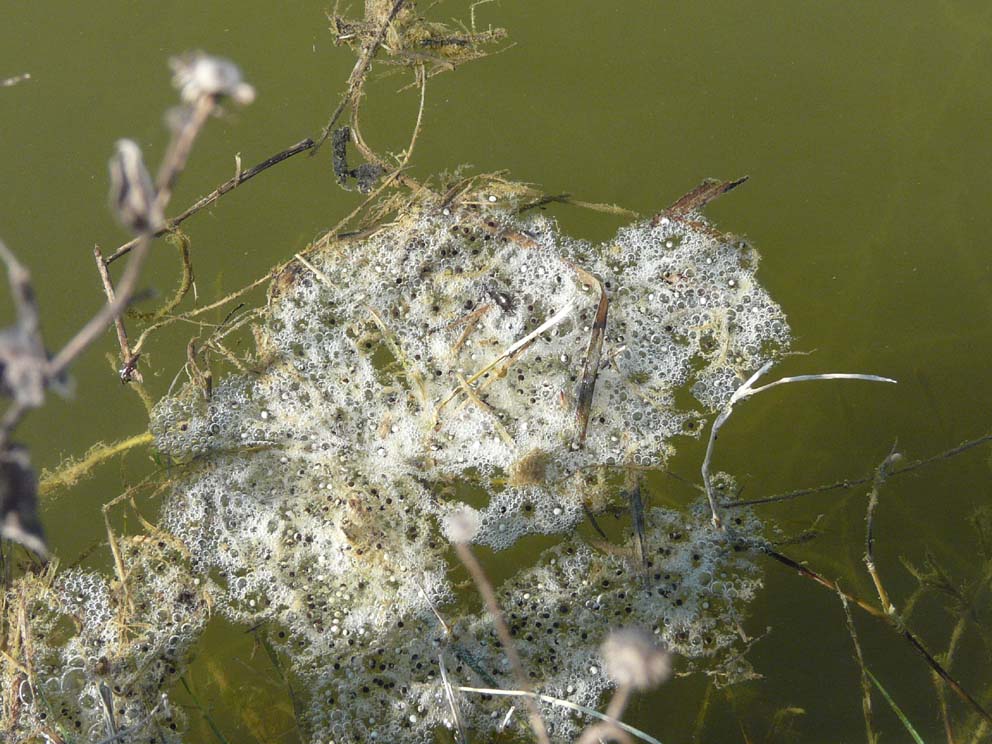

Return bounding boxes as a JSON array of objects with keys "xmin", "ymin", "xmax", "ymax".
[{"xmin": 4, "ymin": 184, "xmax": 790, "ymax": 743}]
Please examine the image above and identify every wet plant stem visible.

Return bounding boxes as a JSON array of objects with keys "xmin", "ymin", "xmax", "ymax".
[
  {"xmin": 106, "ymin": 138, "xmax": 315, "ymax": 264},
  {"xmin": 864, "ymin": 446, "xmax": 901, "ymax": 615},
  {"xmin": 760, "ymin": 545, "xmax": 992, "ymax": 726},
  {"xmin": 838, "ymin": 588, "xmax": 878, "ymax": 744}
]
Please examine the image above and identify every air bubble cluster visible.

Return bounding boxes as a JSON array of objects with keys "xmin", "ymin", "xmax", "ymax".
[
  {"xmin": 153, "ymin": 196, "xmax": 788, "ymax": 544},
  {"xmin": 152, "ymin": 195, "xmax": 787, "ymax": 741},
  {"xmin": 0, "ymin": 539, "xmax": 205, "ymax": 742}
]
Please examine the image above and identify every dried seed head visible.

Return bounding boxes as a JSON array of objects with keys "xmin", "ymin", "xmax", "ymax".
[
  {"xmin": 108, "ymin": 139, "xmax": 161, "ymax": 234},
  {"xmin": 169, "ymin": 52, "xmax": 255, "ymax": 105},
  {"xmin": 442, "ymin": 506, "xmax": 481, "ymax": 544},
  {"xmin": 600, "ymin": 627, "xmax": 672, "ymax": 690}
]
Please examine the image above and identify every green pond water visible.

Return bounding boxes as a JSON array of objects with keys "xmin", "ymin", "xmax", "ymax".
[{"xmin": 2, "ymin": 1, "xmax": 991, "ymax": 741}]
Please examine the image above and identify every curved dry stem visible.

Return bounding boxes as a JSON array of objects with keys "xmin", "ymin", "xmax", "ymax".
[
  {"xmin": 314, "ymin": 0, "xmax": 409, "ymax": 152},
  {"xmin": 703, "ymin": 362, "xmax": 896, "ymax": 527}
]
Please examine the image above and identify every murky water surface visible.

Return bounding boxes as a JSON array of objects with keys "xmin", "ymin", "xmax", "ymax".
[{"xmin": 2, "ymin": 2, "xmax": 990, "ymax": 741}]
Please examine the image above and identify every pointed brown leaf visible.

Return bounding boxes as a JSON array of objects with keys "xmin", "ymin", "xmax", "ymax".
[{"xmin": 653, "ymin": 176, "xmax": 749, "ymax": 224}]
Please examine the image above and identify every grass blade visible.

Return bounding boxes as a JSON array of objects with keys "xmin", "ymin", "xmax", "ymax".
[{"xmin": 866, "ymin": 669, "xmax": 925, "ymax": 744}]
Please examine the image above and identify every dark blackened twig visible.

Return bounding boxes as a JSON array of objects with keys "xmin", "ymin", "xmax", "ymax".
[{"xmin": 105, "ymin": 138, "xmax": 315, "ymax": 264}]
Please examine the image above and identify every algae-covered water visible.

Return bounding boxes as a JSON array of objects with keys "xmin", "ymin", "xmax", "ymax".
[{"xmin": 2, "ymin": 2, "xmax": 991, "ymax": 742}]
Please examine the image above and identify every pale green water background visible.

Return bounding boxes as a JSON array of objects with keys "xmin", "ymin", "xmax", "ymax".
[{"xmin": 2, "ymin": 1, "xmax": 991, "ymax": 741}]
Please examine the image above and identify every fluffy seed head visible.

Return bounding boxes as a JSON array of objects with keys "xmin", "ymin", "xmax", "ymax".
[
  {"xmin": 600, "ymin": 627, "xmax": 672, "ymax": 690},
  {"xmin": 169, "ymin": 52, "xmax": 255, "ymax": 105}
]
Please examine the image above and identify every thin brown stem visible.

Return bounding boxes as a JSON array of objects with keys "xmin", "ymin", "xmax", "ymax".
[
  {"xmin": 106, "ymin": 138, "xmax": 315, "ymax": 264},
  {"xmin": 453, "ymin": 541, "xmax": 551, "ymax": 744},
  {"xmin": 314, "ymin": 0, "xmax": 408, "ymax": 152},
  {"xmin": 93, "ymin": 248, "xmax": 140, "ymax": 382},
  {"xmin": 864, "ymin": 446, "xmax": 900, "ymax": 615},
  {"xmin": 760, "ymin": 545, "xmax": 992, "ymax": 726},
  {"xmin": 47, "ymin": 234, "xmax": 151, "ymax": 379}
]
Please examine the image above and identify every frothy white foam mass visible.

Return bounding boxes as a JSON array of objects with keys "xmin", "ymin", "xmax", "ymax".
[{"xmin": 4, "ymin": 192, "xmax": 788, "ymax": 743}]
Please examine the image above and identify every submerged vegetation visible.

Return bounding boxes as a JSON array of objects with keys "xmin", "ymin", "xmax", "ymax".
[{"xmin": 1, "ymin": 2, "xmax": 990, "ymax": 743}]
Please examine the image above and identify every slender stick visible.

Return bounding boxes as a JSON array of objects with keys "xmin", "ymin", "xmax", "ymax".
[
  {"xmin": 93, "ymin": 247, "xmax": 140, "ymax": 382},
  {"xmin": 838, "ymin": 587, "xmax": 878, "ymax": 744},
  {"xmin": 453, "ymin": 542, "xmax": 551, "ymax": 744},
  {"xmin": 106, "ymin": 138, "xmax": 315, "ymax": 264},
  {"xmin": 47, "ymin": 234, "xmax": 151, "ymax": 379},
  {"xmin": 724, "ymin": 431, "xmax": 992, "ymax": 509},
  {"xmin": 314, "ymin": 0, "xmax": 408, "ymax": 152},
  {"xmin": 864, "ymin": 446, "xmax": 900, "ymax": 615}
]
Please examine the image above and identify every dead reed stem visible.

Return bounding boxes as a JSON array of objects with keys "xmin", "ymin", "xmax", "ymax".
[{"xmin": 94, "ymin": 247, "xmax": 140, "ymax": 382}]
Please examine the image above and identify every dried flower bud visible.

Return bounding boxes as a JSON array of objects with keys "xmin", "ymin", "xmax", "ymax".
[
  {"xmin": 600, "ymin": 628, "xmax": 672, "ymax": 691},
  {"xmin": 108, "ymin": 139, "xmax": 162, "ymax": 234},
  {"xmin": 169, "ymin": 52, "xmax": 255, "ymax": 105},
  {"xmin": 442, "ymin": 505, "xmax": 481, "ymax": 544}
]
